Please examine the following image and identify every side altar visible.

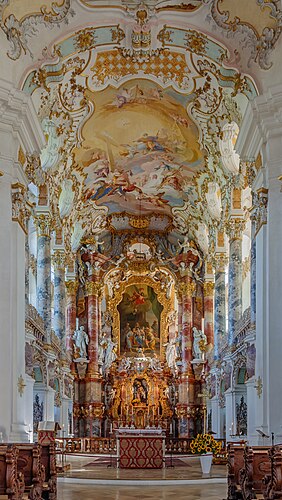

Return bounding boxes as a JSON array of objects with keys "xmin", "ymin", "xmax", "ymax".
[{"xmin": 116, "ymin": 428, "xmax": 165, "ymax": 469}]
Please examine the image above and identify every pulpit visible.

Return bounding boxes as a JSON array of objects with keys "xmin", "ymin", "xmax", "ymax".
[{"xmin": 116, "ymin": 428, "xmax": 165, "ymax": 469}]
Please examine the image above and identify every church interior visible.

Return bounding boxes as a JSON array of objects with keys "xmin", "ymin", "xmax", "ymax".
[{"xmin": 1, "ymin": 0, "xmax": 282, "ymax": 498}]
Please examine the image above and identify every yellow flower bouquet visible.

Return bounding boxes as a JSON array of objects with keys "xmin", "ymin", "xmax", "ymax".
[{"xmin": 190, "ymin": 433, "xmax": 222, "ymax": 455}]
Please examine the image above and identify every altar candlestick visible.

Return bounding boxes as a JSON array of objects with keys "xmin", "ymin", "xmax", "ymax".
[
  {"xmin": 110, "ymin": 423, "xmax": 113, "ymax": 433},
  {"xmin": 201, "ymin": 317, "xmax": 205, "ymax": 332},
  {"xmin": 169, "ymin": 423, "xmax": 172, "ymax": 434}
]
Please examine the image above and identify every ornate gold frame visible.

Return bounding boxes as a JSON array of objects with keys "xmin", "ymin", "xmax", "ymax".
[{"xmin": 108, "ymin": 274, "xmax": 173, "ymax": 361}]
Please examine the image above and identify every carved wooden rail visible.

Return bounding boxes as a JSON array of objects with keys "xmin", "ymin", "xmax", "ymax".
[{"xmin": 56, "ymin": 436, "xmax": 225, "ymax": 456}]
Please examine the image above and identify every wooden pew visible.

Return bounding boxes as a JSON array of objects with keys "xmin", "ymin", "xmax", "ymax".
[
  {"xmin": 263, "ymin": 446, "xmax": 282, "ymax": 499},
  {"xmin": 41, "ymin": 443, "xmax": 57, "ymax": 500},
  {"xmin": 0, "ymin": 444, "xmax": 25, "ymax": 500},
  {"xmin": 16, "ymin": 443, "xmax": 45, "ymax": 500},
  {"xmin": 226, "ymin": 443, "xmax": 244, "ymax": 499},
  {"xmin": 239, "ymin": 445, "xmax": 271, "ymax": 500}
]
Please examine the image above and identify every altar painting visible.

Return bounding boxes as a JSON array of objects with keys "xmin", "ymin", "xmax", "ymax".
[{"xmin": 118, "ymin": 284, "xmax": 163, "ymax": 357}]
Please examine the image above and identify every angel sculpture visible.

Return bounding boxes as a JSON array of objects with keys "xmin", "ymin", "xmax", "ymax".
[
  {"xmin": 71, "ymin": 221, "xmax": 85, "ymax": 253},
  {"xmin": 58, "ymin": 178, "xmax": 75, "ymax": 218}
]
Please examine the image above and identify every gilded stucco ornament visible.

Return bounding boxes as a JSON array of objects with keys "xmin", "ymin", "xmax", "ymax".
[
  {"xmin": 219, "ymin": 122, "xmax": 240, "ymax": 175},
  {"xmin": 252, "ymin": 188, "xmax": 268, "ymax": 234},
  {"xmin": 11, "ymin": 183, "xmax": 31, "ymax": 234},
  {"xmin": 205, "ymin": 0, "xmax": 282, "ymax": 69},
  {"xmin": 205, "ymin": 182, "xmax": 222, "ymax": 221},
  {"xmin": 0, "ymin": 0, "xmax": 74, "ymax": 60}
]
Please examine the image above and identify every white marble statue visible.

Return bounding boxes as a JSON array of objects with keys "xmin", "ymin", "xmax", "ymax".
[
  {"xmin": 58, "ymin": 178, "xmax": 75, "ymax": 218},
  {"xmin": 71, "ymin": 221, "xmax": 85, "ymax": 253},
  {"xmin": 73, "ymin": 326, "xmax": 89, "ymax": 358},
  {"xmin": 205, "ymin": 182, "xmax": 222, "ymax": 221},
  {"xmin": 178, "ymin": 234, "xmax": 190, "ymax": 254},
  {"xmin": 196, "ymin": 223, "xmax": 209, "ymax": 255},
  {"xmin": 192, "ymin": 326, "xmax": 207, "ymax": 359},
  {"xmin": 103, "ymin": 338, "xmax": 117, "ymax": 374},
  {"xmin": 164, "ymin": 337, "xmax": 179, "ymax": 374}
]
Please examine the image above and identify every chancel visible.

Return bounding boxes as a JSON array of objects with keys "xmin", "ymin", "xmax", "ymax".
[{"xmin": 1, "ymin": 0, "xmax": 282, "ymax": 498}]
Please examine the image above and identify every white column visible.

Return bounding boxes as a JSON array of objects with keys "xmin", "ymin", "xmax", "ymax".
[
  {"xmin": 0, "ymin": 80, "xmax": 44, "ymax": 441},
  {"xmin": 60, "ymin": 397, "xmax": 71, "ymax": 437},
  {"xmin": 225, "ymin": 389, "xmax": 235, "ymax": 442},
  {"xmin": 35, "ymin": 384, "xmax": 55, "ymax": 422},
  {"xmin": 246, "ymin": 377, "xmax": 257, "ymax": 445},
  {"xmin": 211, "ymin": 397, "xmax": 221, "ymax": 438},
  {"xmin": 25, "ymin": 375, "xmax": 35, "ymax": 442},
  {"xmin": 237, "ymin": 85, "xmax": 282, "ymax": 441}
]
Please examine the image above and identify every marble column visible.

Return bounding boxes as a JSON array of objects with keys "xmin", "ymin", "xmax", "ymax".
[
  {"xmin": 250, "ymin": 208, "xmax": 256, "ymax": 328},
  {"xmin": 52, "ymin": 250, "xmax": 66, "ymax": 341},
  {"xmin": 85, "ymin": 279, "xmax": 103, "ymax": 437},
  {"xmin": 65, "ymin": 280, "xmax": 78, "ymax": 373},
  {"xmin": 177, "ymin": 277, "xmax": 195, "ymax": 437},
  {"xmin": 213, "ymin": 254, "xmax": 228, "ymax": 359},
  {"xmin": 226, "ymin": 219, "xmax": 245, "ymax": 346},
  {"xmin": 203, "ymin": 281, "xmax": 214, "ymax": 346},
  {"xmin": 25, "ymin": 232, "xmax": 30, "ymax": 308},
  {"xmin": 35, "ymin": 213, "xmax": 52, "ymax": 343}
]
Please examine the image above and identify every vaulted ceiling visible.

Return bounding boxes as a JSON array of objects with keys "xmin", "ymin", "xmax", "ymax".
[{"xmin": 3, "ymin": 0, "xmax": 281, "ymax": 256}]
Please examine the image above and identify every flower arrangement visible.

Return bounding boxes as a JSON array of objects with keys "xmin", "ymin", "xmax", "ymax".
[{"xmin": 190, "ymin": 433, "xmax": 222, "ymax": 455}]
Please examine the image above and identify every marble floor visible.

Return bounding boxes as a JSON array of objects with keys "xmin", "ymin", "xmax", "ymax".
[
  {"xmin": 57, "ymin": 455, "xmax": 228, "ymax": 498},
  {"xmin": 57, "ymin": 482, "xmax": 228, "ymax": 499}
]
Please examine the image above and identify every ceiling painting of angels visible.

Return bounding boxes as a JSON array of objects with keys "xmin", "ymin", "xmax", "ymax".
[{"xmin": 73, "ymin": 79, "xmax": 205, "ymax": 216}]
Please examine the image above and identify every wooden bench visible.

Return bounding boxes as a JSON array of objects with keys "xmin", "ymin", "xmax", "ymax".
[
  {"xmin": 0, "ymin": 444, "xmax": 25, "ymax": 500},
  {"xmin": 16, "ymin": 443, "xmax": 45, "ymax": 500},
  {"xmin": 226, "ymin": 443, "xmax": 244, "ymax": 499},
  {"xmin": 239, "ymin": 446, "xmax": 271, "ymax": 500},
  {"xmin": 40, "ymin": 443, "xmax": 57, "ymax": 500},
  {"xmin": 263, "ymin": 446, "xmax": 282, "ymax": 499}
]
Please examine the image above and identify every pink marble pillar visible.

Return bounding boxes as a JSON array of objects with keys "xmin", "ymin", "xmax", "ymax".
[
  {"xmin": 65, "ymin": 280, "xmax": 78, "ymax": 374},
  {"xmin": 177, "ymin": 277, "xmax": 196, "ymax": 437},
  {"xmin": 181, "ymin": 278, "xmax": 195, "ymax": 375},
  {"xmin": 85, "ymin": 280, "xmax": 100, "ymax": 376},
  {"xmin": 85, "ymin": 279, "xmax": 103, "ymax": 437},
  {"xmin": 203, "ymin": 282, "xmax": 214, "ymax": 346}
]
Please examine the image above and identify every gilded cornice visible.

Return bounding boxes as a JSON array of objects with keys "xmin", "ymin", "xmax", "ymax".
[{"xmin": 65, "ymin": 280, "xmax": 79, "ymax": 296}]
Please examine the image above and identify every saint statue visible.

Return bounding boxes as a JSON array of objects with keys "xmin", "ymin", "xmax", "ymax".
[
  {"xmin": 192, "ymin": 326, "xmax": 207, "ymax": 359},
  {"xmin": 164, "ymin": 336, "xmax": 179, "ymax": 374},
  {"xmin": 103, "ymin": 338, "xmax": 117, "ymax": 374},
  {"xmin": 73, "ymin": 326, "xmax": 89, "ymax": 358}
]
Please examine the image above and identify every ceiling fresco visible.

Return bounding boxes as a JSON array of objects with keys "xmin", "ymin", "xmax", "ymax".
[
  {"xmin": 74, "ymin": 79, "xmax": 205, "ymax": 216},
  {"xmin": 18, "ymin": 9, "xmax": 259, "ymax": 253}
]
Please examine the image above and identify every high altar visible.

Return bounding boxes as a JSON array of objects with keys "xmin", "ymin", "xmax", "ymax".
[
  {"xmin": 116, "ymin": 428, "xmax": 165, "ymax": 469},
  {"xmin": 71, "ymin": 231, "xmax": 211, "ymax": 440}
]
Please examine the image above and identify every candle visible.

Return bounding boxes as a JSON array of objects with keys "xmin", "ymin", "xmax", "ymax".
[
  {"xmin": 169, "ymin": 423, "xmax": 172, "ymax": 434},
  {"xmin": 110, "ymin": 423, "xmax": 113, "ymax": 433},
  {"xmin": 201, "ymin": 317, "xmax": 205, "ymax": 332}
]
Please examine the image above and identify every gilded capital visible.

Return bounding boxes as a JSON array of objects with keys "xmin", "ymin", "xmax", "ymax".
[
  {"xmin": 34, "ymin": 213, "xmax": 52, "ymax": 238},
  {"xmin": 65, "ymin": 280, "xmax": 79, "ymax": 296},
  {"xmin": 52, "ymin": 250, "xmax": 66, "ymax": 271},
  {"xmin": 212, "ymin": 253, "xmax": 228, "ymax": 272},
  {"xmin": 85, "ymin": 281, "xmax": 101, "ymax": 297},
  {"xmin": 203, "ymin": 281, "xmax": 214, "ymax": 296},
  {"xmin": 226, "ymin": 218, "xmax": 245, "ymax": 241},
  {"xmin": 177, "ymin": 280, "xmax": 196, "ymax": 298}
]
